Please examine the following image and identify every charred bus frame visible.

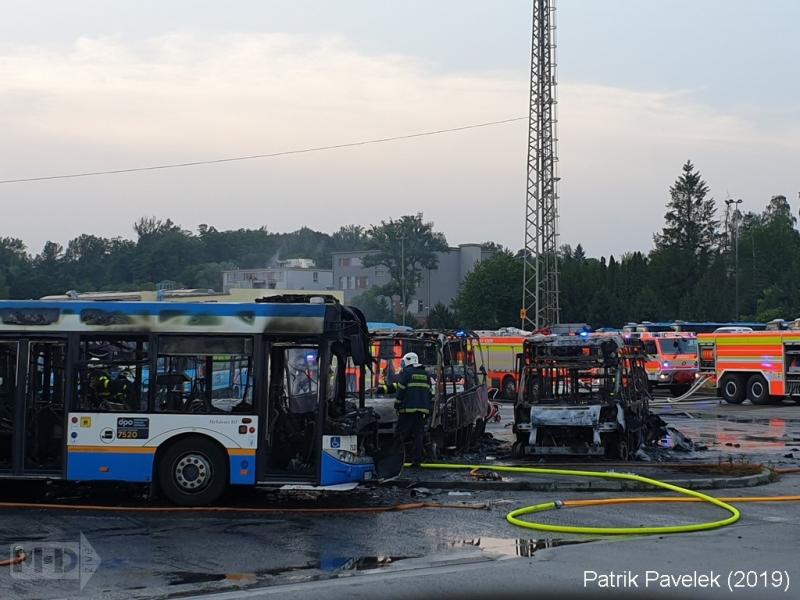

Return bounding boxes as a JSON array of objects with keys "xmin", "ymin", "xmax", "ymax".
[
  {"xmin": 512, "ymin": 334, "xmax": 656, "ymax": 460},
  {"xmin": 368, "ymin": 329, "xmax": 490, "ymax": 454}
]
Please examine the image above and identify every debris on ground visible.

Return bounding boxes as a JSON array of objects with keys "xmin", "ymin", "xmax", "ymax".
[
  {"xmin": 469, "ymin": 468, "xmax": 503, "ymax": 481},
  {"xmin": 666, "ymin": 426, "xmax": 694, "ymax": 452}
]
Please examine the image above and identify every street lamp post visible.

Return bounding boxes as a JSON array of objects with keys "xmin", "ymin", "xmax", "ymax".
[{"xmin": 725, "ymin": 198, "xmax": 743, "ymax": 320}]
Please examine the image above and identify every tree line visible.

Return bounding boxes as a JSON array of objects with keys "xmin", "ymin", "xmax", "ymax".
[
  {"xmin": 0, "ymin": 160, "xmax": 796, "ymax": 329},
  {"xmin": 453, "ymin": 161, "xmax": 800, "ymax": 329},
  {"xmin": 0, "ymin": 219, "xmax": 377, "ymax": 298}
]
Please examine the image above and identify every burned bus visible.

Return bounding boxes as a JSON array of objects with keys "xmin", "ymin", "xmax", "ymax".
[
  {"xmin": 512, "ymin": 333, "xmax": 660, "ymax": 460},
  {"xmin": 367, "ymin": 330, "xmax": 489, "ymax": 455},
  {"xmin": 0, "ymin": 296, "xmax": 402, "ymax": 505}
]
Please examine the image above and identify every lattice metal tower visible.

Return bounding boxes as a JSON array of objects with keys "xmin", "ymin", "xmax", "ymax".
[{"xmin": 521, "ymin": 0, "xmax": 560, "ymax": 329}]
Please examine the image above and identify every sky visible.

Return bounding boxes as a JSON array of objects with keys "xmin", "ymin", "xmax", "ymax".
[{"xmin": 1, "ymin": 0, "xmax": 798, "ymax": 257}]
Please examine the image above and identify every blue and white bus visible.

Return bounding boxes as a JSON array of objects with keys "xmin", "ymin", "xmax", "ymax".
[{"xmin": 0, "ymin": 296, "xmax": 399, "ymax": 505}]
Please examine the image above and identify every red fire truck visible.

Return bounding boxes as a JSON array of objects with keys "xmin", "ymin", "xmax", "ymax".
[
  {"xmin": 624, "ymin": 331, "xmax": 699, "ymax": 396},
  {"xmin": 475, "ymin": 329, "xmax": 527, "ymax": 400},
  {"xmin": 697, "ymin": 325, "xmax": 800, "ymax": 404}
]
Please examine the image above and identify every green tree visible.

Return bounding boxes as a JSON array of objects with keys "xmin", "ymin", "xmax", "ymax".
[
  {"xmin": 426, "ymin": 302, "xmax": 458, "ymax": 329},
  {"xmin": 332, "ymin": 225, "xmax": 372, "ymax": 252},
  {"xmin": 453, "ymin": 252, "xmax": 523, "ymax": 329},
  {"xmin": 650, "ymin": 161, "xmax": 720, "ymax": 317},
  {"xmin": 350, "ymin": 288, "xmax": 393, "ymax": 322},
  {"xmin": 654, "ymin": 160, "xmax": 719, "ymax": 256},
  {"xmin": 362, "ymin": 214, "xmax": 448, "ymax": 309},
  {"xmin": 0, "ymin": 237, "xmax": 30, "ymax": 298}
]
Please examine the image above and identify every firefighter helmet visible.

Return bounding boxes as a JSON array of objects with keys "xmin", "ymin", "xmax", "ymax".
[{"xmin": 401, "ymin": 352, "xmax": 420, "ymax": 368}]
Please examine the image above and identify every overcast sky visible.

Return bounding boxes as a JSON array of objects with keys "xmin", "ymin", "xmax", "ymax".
[{"xmin": 1, "ymin": 0, "xmax": 798, "ymax": 257}]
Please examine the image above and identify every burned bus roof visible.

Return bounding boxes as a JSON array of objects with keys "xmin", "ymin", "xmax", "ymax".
[
  {"xmin": 370, "ymin": 329, "xmax": 480, "ymax": 341},
  {"xmin": 0, "ymin": 299, "xmax": 332, "ymax": 335}
]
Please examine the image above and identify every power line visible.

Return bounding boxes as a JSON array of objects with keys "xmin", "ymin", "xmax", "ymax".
[{"xmin": 0, "ymin": 116, "xmax": 526, "ymax": 185}]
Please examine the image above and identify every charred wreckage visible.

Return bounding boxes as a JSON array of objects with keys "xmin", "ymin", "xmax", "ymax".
[
  {"xmin": 367, "ymin": 329, "xmax": 490, "ymax": 455},
  {"xmin": 512, "ymin": 334, "xmax": 667, "ymax": 459}
]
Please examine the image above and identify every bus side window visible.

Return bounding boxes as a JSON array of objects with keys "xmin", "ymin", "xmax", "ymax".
[
  {"xmin": 155, "ymin": 336, "xmax": 254, "ymax": 414},
  {"xmin": 0, "ymin": 342, "xmax": 17, "ymax": 468},
  {"xmin": 75, "ymin": 337, "xmax": 149, "ymax": 412},
  {"xmin": 283, "ymin": 348, "xmax": 319, "ymax": 413}
]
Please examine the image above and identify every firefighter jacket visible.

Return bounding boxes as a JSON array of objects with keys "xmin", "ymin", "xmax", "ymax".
[{"xmin": 395, "ymin": 365, "xmax": 434, "ymax": 414}]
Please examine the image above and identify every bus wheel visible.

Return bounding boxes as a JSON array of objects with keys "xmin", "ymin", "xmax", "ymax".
[
  {"xmin": 511, "ymin": 441, "xmax": 526, "ymax": 459},
  {"xmin": 747, "ymin": 374, "xmax": 770, "ymax": 405},
  {"xmin": 502, "ymin": 376, "xmax": 517, "ymax": 401},
  {"xmin": 720, "ymin": 374, "xmax": 746, "ymax": 404},
  {"xmin": 158, "ymin": 437, "xmax": 228, "ymax": 506},
  {"xmin": 604, "ymin": 434, "xmax": 630, "ymax": 460}
]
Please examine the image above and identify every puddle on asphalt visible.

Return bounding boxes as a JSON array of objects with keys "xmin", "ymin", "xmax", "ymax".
[
  {"xmin": 168, "ymin": 572, "xmax": 229, "ymax": 586},
  {"xmin": 444, "ymin": 537, "xmax": 592, "ymax": 557},
  {"xmin": 659, "ymin": 415, "xmax": 800, "ymax": 455},
  {"xmin": 316, "ymin": 555, "xmax": 412, "ymax": 571},
  {"xmin": 163, "ymin": 541, "xmax": 592, "ymax": 588},
  {"xmin": 165, "ymin": 555, "xmax": 413, "ymax": 586}
]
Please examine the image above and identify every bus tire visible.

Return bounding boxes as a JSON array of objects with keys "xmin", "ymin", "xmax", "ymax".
[
  {"xmin": 502, "ymin": 376, "xmax": 517, "ymax": 401},
  {"xmin": 511, "ymin": 441, "xmax": 525, "ymax": 459},
  {"xmin": 747, "ymin": 374, "xmax": 770, "ymax": 405},
  {"xmin": 720, "ymin": 374, "xmax": 746, "ymax": 404},
  {"xmin": 158, "ymin": 436, "xmax": 228, "ymax": 506}
]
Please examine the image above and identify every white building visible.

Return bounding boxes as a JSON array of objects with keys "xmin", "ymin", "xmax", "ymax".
[
  {"xmin": 331, "ymin": 244, "xmax": 493, "ymax": 318},
  {"xmin": 222, "ymin": 264, "xmax": 334, "ymax": 293}
]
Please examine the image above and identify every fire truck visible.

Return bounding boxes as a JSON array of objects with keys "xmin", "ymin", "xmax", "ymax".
[
  {"xmin": 697, "ymin": 322, "xmax": 800, "ymax": 404},
  {"xmin": 622, "ymin": 325, "xmax": 699, "ymax": 396},
  {"xmin": 475, "ymin": 328, "xmax": 528, "ymax": 400}
]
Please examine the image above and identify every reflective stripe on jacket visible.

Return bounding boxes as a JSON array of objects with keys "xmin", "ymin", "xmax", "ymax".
[{"xmin": 396, "ymin": 365, "xmax": 433, "ymax": 414}]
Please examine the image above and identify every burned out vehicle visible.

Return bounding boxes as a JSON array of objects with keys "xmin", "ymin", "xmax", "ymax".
[
  {"xmin": 367, "ymin": 330, "xmax": 490, "ymax": 454},
  {"xmin": 512, "ymin": 333, "xmax": 661, "ymax": 460}
]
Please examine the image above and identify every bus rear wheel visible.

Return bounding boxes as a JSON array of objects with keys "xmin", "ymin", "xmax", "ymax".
[
  {"xmin": 720, "ymin": 374, "xmax": 746, "ymax": 404},
  {"xmin": 158, "ymin": 437, "xmax": 228, "ymax": 506}
]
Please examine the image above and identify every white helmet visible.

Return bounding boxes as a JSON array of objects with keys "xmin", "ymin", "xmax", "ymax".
[{"xmin": 401, "ymin": 352, "xmax": 420, "ymax": 368}]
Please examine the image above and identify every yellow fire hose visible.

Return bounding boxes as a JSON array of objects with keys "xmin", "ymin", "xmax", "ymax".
[{"xmin": 418, "ymin": 463, "xmax": 743, "ymax": 535}]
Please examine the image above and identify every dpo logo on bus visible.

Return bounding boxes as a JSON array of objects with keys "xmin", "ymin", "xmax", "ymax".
[{"xmin": 10, "ymin": 533, "xmax": 100, "ymax": 589}]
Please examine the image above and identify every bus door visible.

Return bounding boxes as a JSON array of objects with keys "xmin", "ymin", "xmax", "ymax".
[
  {"xmin": 262, "ymin": 344, "xmax": 321, "ymax": 482},
  {"xmin": 20, "ymin": 340, "xmax": 67, "ymax": 474},
  {"xmin": 0, "ymin": 341, "xmax": 19, "ymax": 472}
]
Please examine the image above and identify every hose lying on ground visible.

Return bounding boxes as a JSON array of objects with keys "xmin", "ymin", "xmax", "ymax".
[
  {"xmin": 649, "ymin": 374, "xmax": 714, "ymax": 404},
  {"xmin": 0, "ymin": 547, "xmax": 27, "ymax": 567},
  {"xmin": 419, "ymin": 462, "xmax": 741, "ymax": 535}
]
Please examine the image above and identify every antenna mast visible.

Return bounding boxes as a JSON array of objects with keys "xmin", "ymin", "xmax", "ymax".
[{"xmin": 521, "ymin": 0, "xmax": 560, "ymax": 329}]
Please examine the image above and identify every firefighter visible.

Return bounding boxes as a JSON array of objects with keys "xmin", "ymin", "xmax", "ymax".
[
  {"xmin": 394, "ymin": 352, "xmax": 433, "ymax": 467},
  {"xmin": 89, "ymin": 370, "xmax": 132, "ymax": 408}
]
